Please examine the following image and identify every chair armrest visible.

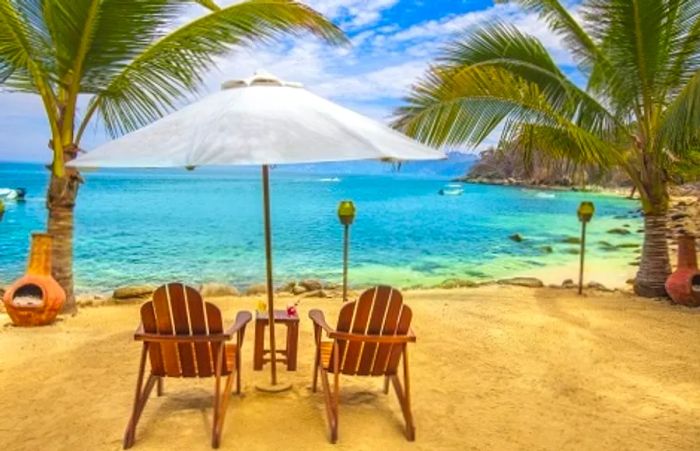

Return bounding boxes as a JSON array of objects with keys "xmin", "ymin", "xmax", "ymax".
[
  {"xmin": 134, "ymin": 323, "xmax": 145, "ymax": 338},
  {"xmin": 225, "ymin": 311, "xmax": 252, "ymax": 336},
  {"xmin": 328, "ymin": 331, "xmax": 416, "ymax": 344},
  {"xmin": 309, "ymin": 309, "xmax": 334, "ymax": 334}
]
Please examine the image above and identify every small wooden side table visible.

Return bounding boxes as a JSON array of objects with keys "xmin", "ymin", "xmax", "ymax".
[{"xmin": 254, "ymin": 309, "xmax": 299, "ymax": 371}]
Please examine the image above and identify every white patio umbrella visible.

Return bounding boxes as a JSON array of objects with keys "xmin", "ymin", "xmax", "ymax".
[{"xmin": 70, "ymin": 71, "xmax": 444, "ymax": 390}]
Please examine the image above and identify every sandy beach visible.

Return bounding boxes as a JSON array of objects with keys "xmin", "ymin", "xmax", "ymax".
[{"xmin": 1, "ymin": 285, "xmax": 698, "ymax": 450}]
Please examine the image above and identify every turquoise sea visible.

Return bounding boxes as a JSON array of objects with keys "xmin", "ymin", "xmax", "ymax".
[{"xmin": 0, "ymin": 163, "xmax": 642, "ymax": 293}]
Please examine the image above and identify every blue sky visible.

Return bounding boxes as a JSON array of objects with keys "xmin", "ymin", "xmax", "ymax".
[{"xmin": 0, "ymin": 0, "xmax": 578, "ymax": 162}]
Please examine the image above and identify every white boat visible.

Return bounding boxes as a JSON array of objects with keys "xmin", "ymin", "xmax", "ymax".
[
  {"xmin": 0, "ymin": 188, "xmax": 26, "ymax": 201},
  {"xmin": 439, "ymin": 183, "xmax": 464, "ymax": 196}
]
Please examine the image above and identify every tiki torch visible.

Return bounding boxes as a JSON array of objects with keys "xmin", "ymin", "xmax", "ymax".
[
  {"xmin": 577, "ymin": 201, "xmax": 595, "ymax": 294},
  {"xmin": 337, "ymin": 200, "xmax": 356, "ymax": 302}
]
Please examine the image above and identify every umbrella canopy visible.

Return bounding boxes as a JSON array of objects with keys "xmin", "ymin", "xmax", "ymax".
[
  {"xmin": 70, "ymin": 71, "xmax": 444, "ymax": 389},
  {"xmin": 72, "ymin": 71, "xmax": 444, "ymax": 168}
]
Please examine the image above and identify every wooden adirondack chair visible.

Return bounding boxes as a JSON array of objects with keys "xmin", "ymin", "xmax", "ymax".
[
  {"xmin": 123, "ymin": 283, "xmax": 252, "ymax": 449},
  {"xmin": 309, "ymin": 286, "xmax": 416, "ymax": 443}
]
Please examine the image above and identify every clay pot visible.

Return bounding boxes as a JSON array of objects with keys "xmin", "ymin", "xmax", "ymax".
[
  {"xmin": 665, "ymin": 234, "xmax": 700, "ymax": 307},
  {"xmin": 2, "ymin": 233, "xmax": 66, "ymax": 326}
]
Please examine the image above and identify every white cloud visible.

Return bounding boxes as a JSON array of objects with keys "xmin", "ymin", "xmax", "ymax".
[{"xmin": 1, "ymin": 1, "xmax": 583, "ymax": 159}]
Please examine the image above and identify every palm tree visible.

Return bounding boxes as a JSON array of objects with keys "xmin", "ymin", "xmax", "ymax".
[
  {"xmin": 0, "ymin": 0, "xmax": 345, "ymax": 311},
  {"xmin": 394, "ymin": 0, "xmax": 700, "ymax": 298}
]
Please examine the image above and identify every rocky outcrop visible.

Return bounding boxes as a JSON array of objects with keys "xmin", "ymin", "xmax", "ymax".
[
  {"xmin": 456, "ymin": 147, "xmax": 632, "ymax": 189},
  {"xmin": 112, "ymin": 285, "xmax": 155, "ymax": 300},
  {"xmin": 497, "ymin": 277, "xmax": 544, "ymax": 288}
]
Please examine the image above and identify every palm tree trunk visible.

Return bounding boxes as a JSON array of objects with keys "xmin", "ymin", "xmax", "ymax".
[
  {"xmin": 46, "ymin": 154, "xmax": 81, "ymax": 313},
  {"xmin": 634, "ymin": 213, "xmax": 672, "ymax": 298}
]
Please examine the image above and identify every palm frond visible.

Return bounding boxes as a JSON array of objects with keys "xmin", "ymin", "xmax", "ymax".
[
  {"xmin": 436, "ymin": 23, "xmax": 619, "ymax": 136},
  {"xmin": 0, "ymin": 0, "xmax": 54, "ymax": 91},
  {"xmin": 194, "ymin": 0, "xmax": 220, "ymax": 10},
  {"xmin": 494, "ymin": 0, "xmax": 605, "ymax": 72},
  {"xmin": 394, "ymin": 63, "xmax": 620, "ymax": 166},
  {"xmin": 90, "ymin": 0, "xmax": 346, "ymax": 137},
  {"xmin": 659, "ymin": 68, "xmax": 700, "ymax": 155}
]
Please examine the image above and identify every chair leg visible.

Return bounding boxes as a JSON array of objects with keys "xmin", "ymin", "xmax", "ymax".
[
  {"xmin": 319, "ymin": 368, "xmax": 338, "ymax": 444},
  {"xmin": 212, "ymin": 370, "xmax": 236, "ymax": 449},
  {"xmin": 235, "ymin": 350, "xmax": 242, "ymax": 395},
  {"xmin": 124, "ymin": 344, "xmax": 157, "ymax": 449},
  {"xmin": 157, "ymin": 377, "xmax": 164, "ymax": 396},
  {"xmin": 383, "ymin": 376, "xmax": 390, "ymax": 394},
  {"xmin": 312, "ymin": 347, "xmax": 320, "ymax": 393},
  {"xmin": 390, "ymin": 349, "xmax": 415, "ymax": 441}
]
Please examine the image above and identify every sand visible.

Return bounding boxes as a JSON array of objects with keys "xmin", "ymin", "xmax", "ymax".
[{"xmin": 1, "ymin": 286, "xmax": 699, "ymax": 451}]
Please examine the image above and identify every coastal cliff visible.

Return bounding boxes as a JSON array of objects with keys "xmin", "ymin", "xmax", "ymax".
[{"xmin": 455, "ymin": 147, "xmax": 631, "ymax": 190}]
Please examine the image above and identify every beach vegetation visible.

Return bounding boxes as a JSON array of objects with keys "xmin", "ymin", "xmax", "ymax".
[{"xmin": 393, "ymin": 0, "xmax": 700, "ymax": 297}]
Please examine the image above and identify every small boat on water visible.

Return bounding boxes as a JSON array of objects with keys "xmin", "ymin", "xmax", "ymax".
[
  {"xmin": 0, "ymin": 188, "xmax": 27, "ymax": 201},
  {"xmin": 438, "ymin": 183, "xmax": 464, "ymax": 196}
]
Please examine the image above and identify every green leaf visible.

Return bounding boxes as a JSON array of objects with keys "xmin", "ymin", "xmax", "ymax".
[{"xmin": 91, "ymin": 0, "xmax": 347, "ymax": 137}]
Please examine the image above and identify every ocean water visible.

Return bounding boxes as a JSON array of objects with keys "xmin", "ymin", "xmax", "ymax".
[{"xmin": 0, "ymin": 163, "xmax": 642, "ymax": 293}]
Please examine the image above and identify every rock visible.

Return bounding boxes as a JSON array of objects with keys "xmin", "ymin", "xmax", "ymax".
[
  {"xmin": 587, "ymin": 281, "xmax": 612, "ymax": 292},
  {"xmin": 670, "ymin": 213, "xmax": 688, "ymax": 221},
  {"xmin": 540, "ymin": 245, "xmax": 554, "ymax": 253},
  {"xmin": 292, "ymin": 284, "xmax": 308, "ymax": 295},
  {"xmin": 299, "ymin": 279, "xmax": 323, "ymax": 291},
  {"xmin": 113, "ymin": 285, "xmax": 155, "ymax": 300},
  {"xmin": 497, "ymin": 277, "xmax": 544, "ymax": 288},
  {"xmin": 199, "ymin": 283, "xmax": 239, "ymax": 297},
  {"xmin": 561, "ymin": 279, "xmax": 576, "ymax": 289},
  {"xmin": 438, "ymin": 278, "xmax": 477, "ymax": 289},
  {"xmin": 323, "ymin": 282, "xmax": 340, "ymax": 290},
  {"xmin": 616, "ymin": 243, "xmax": 640, "ymax": 249},
  {"xmin": 302, "ymin": 289, "xmax": 327, "ymax": 298},
  {"xmin": 245, "ymin": 284, "xmax": 267, "ymax": 296},
  {"xmin": 279, "ymin": 281, "xmax": 297, "ymax": 293},
  {"xmin": 625, "ymin": 278, "xmax": 635, "ymax": 285},
  {"xmin": 564, "ymin": 247, "xmax": 580, "ymax": 254},
  {"xmin": 561, "ymin": 236, "xmax": 581, "ymax": 244},
  {"xmin": 509, "ymin": 233, "xmax": 524, "ymax": 242},
  {"xmin": 607, "ymin": 228, "xmax": 631, "ymax": 235}
]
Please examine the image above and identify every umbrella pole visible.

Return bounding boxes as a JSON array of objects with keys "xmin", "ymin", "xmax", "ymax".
[
  {"xmin": 256, "ymin": 165, "xmax": 291, "ymax": 393},
  {"xmin": 263, "ymin": 165, "xmax": 278, "ymax": 385}
]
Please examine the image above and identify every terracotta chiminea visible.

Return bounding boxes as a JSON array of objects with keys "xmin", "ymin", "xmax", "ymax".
[
  {"xmin": 665, "ymin": 234, "xmax": 700, "ymax": 307},
  {"xmin": 3, "ymin": 233, "xmax": 66, "ymax": 326}
]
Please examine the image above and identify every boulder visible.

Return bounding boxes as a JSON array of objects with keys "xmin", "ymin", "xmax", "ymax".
[
  {"xmin": 607, "ymin": 228, "xmax": 631, "ymax": 235},
  {"xmin": 113, "ymin": 285, "xmax": 155, "ymax": 300},
  {"xmin": 497, "ymin": 277, "xmax": 544, "ymax": 288},
  {"xmin": 438, "ymin": 278, "xmax": 477, "ymax": 289},
  {"xmin": 561, "ymin": 279, "xmax": 577, "ymax": 289},
  {"xmin": 540, "ymin": 245, "xmax": 554, "ymax": 254},
  {"xmin": 292, "ymin": 284, "xmax": 308, "ymax": 295},
  {"xmin": 299, "ymin": 279, "xmax": 323, "ymax": 291},
  {"xmin": 278, "ymin": 281, "xmax": 297, "ymax": 293},
  {"xmin": 616, "ymin": 243, "xmax": 640, "ymax": 249},
  {"xmin": 245, "ymin": 284, "xmax": 267, "ymax": 296},
  {"xmin": 199, "ymin": 283, "xmax": 239, "ymax": 297},
  {"xmin": 561, "ymin": 236, "xmax": 581, "ymax": 244},
  {"xmin": 323, "ymin": 282, "xmax": 341, "ymax": 290},
  {"xmin": 509, "ymin": 233, "xmax": 524, "ymax": 242},
  {"xmin": 587, "ymin": 281, "xmax": 612, "ymax": 292},
  {"xmin": 625, "ymin": 278, "xmax": 636, "ymax": 285}
]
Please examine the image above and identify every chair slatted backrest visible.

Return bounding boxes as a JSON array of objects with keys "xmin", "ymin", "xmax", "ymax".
[
  {"xmin": 332, "ymin": 286, "xmax": 412, "ymax": 376},
  {"xmin": 140, "ymin": 283, "xmax": 229, "ymax": 378}
]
